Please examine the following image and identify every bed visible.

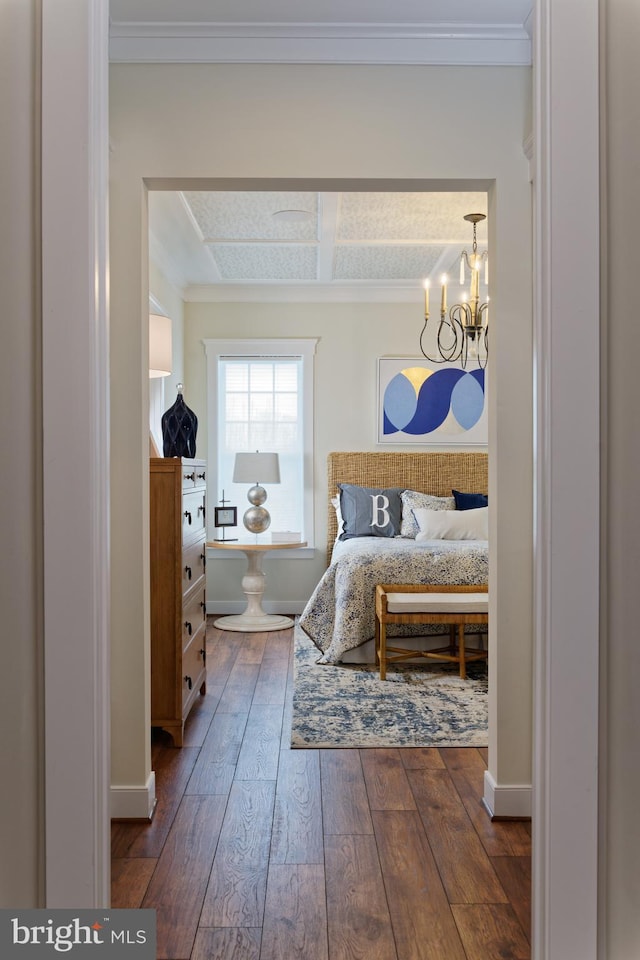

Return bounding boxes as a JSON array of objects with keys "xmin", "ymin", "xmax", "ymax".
[{"xmin": 299, "ymin": 451, "xmax": 489, "ymax": 664}]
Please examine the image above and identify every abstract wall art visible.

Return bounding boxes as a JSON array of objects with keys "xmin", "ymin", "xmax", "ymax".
[{"xmin": 378, "ymin": 358, "xmax": 487, "ymax": 445}]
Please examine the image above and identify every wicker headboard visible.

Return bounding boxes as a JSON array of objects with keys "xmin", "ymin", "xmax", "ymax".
[{"xmin": 326, "ymin": 450, "xmax": 488, "ymax": 561}]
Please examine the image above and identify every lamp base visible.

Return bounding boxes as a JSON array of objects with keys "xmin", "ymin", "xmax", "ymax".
[
  {"xmin": 243, "ymin": 505, "xmax": 271, "ymax": 533},
  {"xmin": 243, "ymin": 483, "xmax": 271, "ymax": 532}
]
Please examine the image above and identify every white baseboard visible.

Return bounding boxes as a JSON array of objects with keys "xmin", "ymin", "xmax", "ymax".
[
  {"xmin": 206, "ymin": 600, "xmax": 306, "ymax": 616},
  {"xmin": 483, "ymin": 769, "xmax": 531, "ymax": 819},
  {"xmin": 110, "ymin": 771, "xmax": 156, "ymax": 821}
]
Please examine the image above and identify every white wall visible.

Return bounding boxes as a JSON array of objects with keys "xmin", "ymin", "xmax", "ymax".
[
  {"xmin": 109, "ymin": 62, "xmax": 532, "ymax": 812},
  {"xmin": 1, "ymin": 0, "xmax": 111, "ymax": 907},
  {"xmin": 0, "ymin": 0, "xmax": 42, "ymax": 906},
  {"xmin": 602, "ymin": 1, "xmax": 640, "ymax": 953},
  {"xmin": 149, "ymin": 259, "xmax": 185, "ymax": 447}
]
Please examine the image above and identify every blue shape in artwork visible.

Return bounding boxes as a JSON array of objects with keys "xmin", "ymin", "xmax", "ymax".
[
  {"xmin": 451, "ymin": 372, "xmax": 485, "ymax": 430},
  {"xmin": 470, "ymin": 368, "xmax": 485, "ymax": 389},
  {"xmin": 404, "ymin": 368, "xmax": 465, "ymax": 434},
  {"xmin": 383, "ymin": 409, "xmax": 398, "ymax": 435},
  {"xmin": 383, "ymin": 371, "xmax": 418, "ymax": 432}
]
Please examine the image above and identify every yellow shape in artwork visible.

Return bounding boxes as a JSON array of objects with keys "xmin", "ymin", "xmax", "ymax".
[{"xmin": 402, "ymin": 366, "xmax": 434, "ymax": 396}]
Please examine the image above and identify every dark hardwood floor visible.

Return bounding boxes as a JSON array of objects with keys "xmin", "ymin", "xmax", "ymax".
[{"xmin": 112, "ymin": 621, "xmax": 531, "ymax": 960}]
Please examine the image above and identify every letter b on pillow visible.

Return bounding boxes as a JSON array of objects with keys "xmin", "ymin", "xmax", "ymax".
[
  {"xmin": 338, "ymin": 484, "xmax": 403, "ymax": 540},
  {"xmin": 370, "ymin": 494, "xmax": 390, "ymax": 529}
]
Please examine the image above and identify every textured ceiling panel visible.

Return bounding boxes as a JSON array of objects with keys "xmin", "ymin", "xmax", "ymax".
[
  {"xmin": 211, "ymin": 243, "xmax": 318, "ymax": 280},
  {"xmin": 334, "ymin": 244, "xmax": 449, "ymax": 281},
  {"xmin": 337, "ymin": 192, "xmax": 488, "ymax": 243},
  {"xmin": 182, "ymin": 191, "xmax": 318, "ymax": 241},
  {"xmin": 148, "ymin": 189, "xmax": 491, "ymax": 293}
]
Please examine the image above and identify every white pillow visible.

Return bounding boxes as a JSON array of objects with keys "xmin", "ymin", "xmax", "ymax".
[
  {"xmin": 413, "ymin": 506, "xmax": 488, "ymax": 541},
  {"xmin": 331, "ymin": 496, "xmax": 344, "ymax": 540}
]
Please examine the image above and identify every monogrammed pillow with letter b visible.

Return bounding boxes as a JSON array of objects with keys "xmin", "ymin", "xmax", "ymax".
[{"xmin": 338, "ymin": 483, "xmax": 404, "ymax": 540}]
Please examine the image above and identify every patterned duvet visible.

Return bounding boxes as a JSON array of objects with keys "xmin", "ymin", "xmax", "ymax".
[{"xmin": 299, "ymin": 536, "xmax": 489, "ymax": 663}]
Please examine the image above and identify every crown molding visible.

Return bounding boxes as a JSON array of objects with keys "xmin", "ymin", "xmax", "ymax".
[
  {"xmin": 184, "ymin": 282, "xmax": 425, "ymax": 303},
  {"xmin": 109, "ymin": 21, "xmax": 532, "ymax": 66}
]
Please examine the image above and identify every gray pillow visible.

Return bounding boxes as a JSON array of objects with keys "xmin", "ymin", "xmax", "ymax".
[
  {"xmin": 400, "ymin": 490, "xmax": 456, "ymax": 538},
  {"xmin": 338, "ymin": 484, "xmax": 404, "ymax": 540}
]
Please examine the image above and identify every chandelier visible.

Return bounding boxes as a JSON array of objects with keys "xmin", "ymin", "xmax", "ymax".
[{"xmin": 419, "ymin": 213, "xmax": 489, "ymax": 369}]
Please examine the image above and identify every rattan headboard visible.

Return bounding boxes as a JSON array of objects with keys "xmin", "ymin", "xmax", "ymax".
[{"xmin": 326, "ymin": 450, "xmax": 488, "ymax": 561}]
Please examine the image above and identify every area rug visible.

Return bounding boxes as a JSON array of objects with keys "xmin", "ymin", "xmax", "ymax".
[{"xmin": 291, "ymin": 624, "xmax": 488, "ymax": 748}]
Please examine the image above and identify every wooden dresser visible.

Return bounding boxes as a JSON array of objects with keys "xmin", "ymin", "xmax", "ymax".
[{"xmin": 150, "ymin": 457, "xmax": 207, "ymax": 746}]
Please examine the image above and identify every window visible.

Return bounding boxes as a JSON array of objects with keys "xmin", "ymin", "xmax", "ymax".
[{"xmin": 204, "ymin": 339, "xmax": 317, "ymax": 546}]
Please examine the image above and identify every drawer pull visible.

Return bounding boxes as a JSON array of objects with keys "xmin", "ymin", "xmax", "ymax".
[
  {"xmin": 200, "ymin": 552, "xmax": 206, "ymax": 568},
  {"xmin": 184, "ymin": 471, "xmax": 195, "ymax": 481},
  {"xmin": 184, "ymin": 510, "xmax": 192, "ymax": 524},
  {"xmin": 197, "ymin": 472, "xmax": 206, "ymax": 480},
  {"xmin": 198, "ymin": 503, "xmax": 206, "ymax": 519},
  {"xmin": 185, "ymin": 565, "xmax": 192, "ymax": 580},
  {"xmin": 184, "ymin": 675, "xmax": 193, "ymax": 690},
  {"xmin": 184, "ymin": 621, "xmax": 192, "ymax": 636},
  {"xmin": 200, "ymin": 647, "xmax": 206, "ymax": 664}
]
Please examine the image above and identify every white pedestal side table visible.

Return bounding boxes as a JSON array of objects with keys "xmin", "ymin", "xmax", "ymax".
[{"xmin": 208, "ymin": 539, "xmax": 306, "ymax": 632}]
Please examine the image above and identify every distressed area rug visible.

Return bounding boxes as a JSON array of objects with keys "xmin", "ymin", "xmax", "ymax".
[{"xmin": 291, "ymin": 625, "xmax": 488, "ymax": 748}]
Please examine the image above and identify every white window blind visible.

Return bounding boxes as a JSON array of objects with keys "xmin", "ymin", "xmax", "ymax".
[
  {"xmin": 204, "ymin": 338, "xmax": 317, "ymax": 546},
  {"xmin": 219, "ymin": 356, "xmax": 302, "ymax": 533}
]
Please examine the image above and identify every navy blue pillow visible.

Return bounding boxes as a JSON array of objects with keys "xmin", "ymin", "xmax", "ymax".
[{"xmin": 452, "ymin": 488, "xmax": 488, "ymax": 511}]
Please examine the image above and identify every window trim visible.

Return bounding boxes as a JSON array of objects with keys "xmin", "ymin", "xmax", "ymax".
[{"xmin": 203, "ymin": 338, "xmax": 318, "ymax": 555}]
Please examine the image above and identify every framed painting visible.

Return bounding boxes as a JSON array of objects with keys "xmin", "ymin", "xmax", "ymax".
[
  {"xmin": 377, "ymin": 357, "xmax": 487, "ymax": 445},
  {"xmin": 214, "ymin": 505, "xmax": 238, "ymax": 528}
]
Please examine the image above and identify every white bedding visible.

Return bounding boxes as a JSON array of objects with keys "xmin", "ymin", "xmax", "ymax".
[{"xmin": 299, "ymin": 536, "xmax": 489, "ymax": 664}]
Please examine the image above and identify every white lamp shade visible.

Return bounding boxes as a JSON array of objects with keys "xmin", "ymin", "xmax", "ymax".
[
  {"xmin": 233, "ymin": 451, "xmax": 281, "ymax": 484},
  {"xmin": 149, "ymin": 313, "xmax": 173, "ymax": 377}
]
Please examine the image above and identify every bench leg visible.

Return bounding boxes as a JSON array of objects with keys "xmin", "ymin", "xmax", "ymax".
[
  {"xmin": 458, "ymin": 623, "xmax": 466, "ymax": 679},
  {"xmin": 377, "ymin": 617, "xmax": 387, "ymax": 680}
]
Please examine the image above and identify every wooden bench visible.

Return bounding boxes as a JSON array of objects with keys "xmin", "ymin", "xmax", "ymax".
[{"xmin": 374, "ymin": 583, "xmax": 488, "ymax": 680}]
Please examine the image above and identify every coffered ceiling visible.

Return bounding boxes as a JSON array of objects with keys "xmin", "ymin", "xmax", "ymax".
[{"xmin": 149, "ymin": 190, "xmax": 490, "ymax": 300}]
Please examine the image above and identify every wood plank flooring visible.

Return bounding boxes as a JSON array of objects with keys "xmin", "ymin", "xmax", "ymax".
[{"xmin": 112, "ymin": 621, "xmax": 531, "ymax": 960}]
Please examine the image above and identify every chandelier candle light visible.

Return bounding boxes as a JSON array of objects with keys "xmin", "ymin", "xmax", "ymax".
[{"xmin": 420, "ymin": 213, "xmax": 489, "ymax": 370}]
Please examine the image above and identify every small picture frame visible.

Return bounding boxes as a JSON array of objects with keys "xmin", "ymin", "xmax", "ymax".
[{"xmin": 214, "ymin": 506, "xmax": 237, "ymax": 528}]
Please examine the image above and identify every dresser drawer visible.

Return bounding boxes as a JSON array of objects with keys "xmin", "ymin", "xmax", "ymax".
[
  {"xmin": 182, "ymin": 489, "xmax": 206, "ymax": 541},
  {"xmin": 194, "ymin": 464, "xmax": 207, "ymax": 489},
  {"xmin": 181, "ymin": 632, "xmax": 206, "ymax": 709},
  {"xmin": 182, "ymin": 584, "xmax": 206, "ymax": 648},
  {"xmin": 182, "ymin": 465, "xmax": 198, "ymax": 490},
  {"xmin": 182, "ymin": 538, "xmax": 206, "ymax": 594},
  {"xmin": 182, "ymin": 461, "xmax": 207, "ymax": 491}
]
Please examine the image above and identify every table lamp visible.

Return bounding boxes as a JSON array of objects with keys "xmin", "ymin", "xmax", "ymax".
[
  {"xmin": 149, "ymin": 313, "xmax": 173, "ymax": 378},
  {"xmin": 233, "ymin": 451, "xmax": 281, "ymax": 533}
]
